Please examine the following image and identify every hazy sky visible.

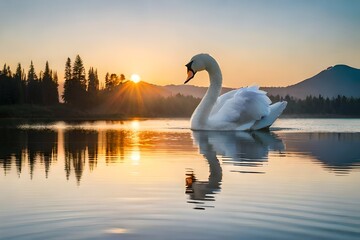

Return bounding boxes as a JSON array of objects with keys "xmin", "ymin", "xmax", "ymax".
[{"xmin": 1, "ymin": 0, "xmax": 360, "ymax": 89}]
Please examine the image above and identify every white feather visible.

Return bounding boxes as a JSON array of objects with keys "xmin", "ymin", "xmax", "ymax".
[{"xmin": 209, "ymin": 86, "xmax": 272, "ymax": 129}]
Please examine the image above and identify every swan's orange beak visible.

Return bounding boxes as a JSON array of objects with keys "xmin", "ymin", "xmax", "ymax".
[
  {"xmin": 184, "ymin": 70, "xmax": 194, "ymax": 84},
  {"xmin": 184, "ymin": 60, "xmax": 196, "ymax": 84}
]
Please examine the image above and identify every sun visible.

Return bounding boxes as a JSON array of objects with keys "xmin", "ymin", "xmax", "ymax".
[{"xmin": 130, "ymin": 74, "xmax": 141, "ymax": 83}]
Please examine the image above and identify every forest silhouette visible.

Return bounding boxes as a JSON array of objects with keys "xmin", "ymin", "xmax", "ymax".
[{"xmin": 1, "ymin": 55, "xmax": 360, "ymax": 118}]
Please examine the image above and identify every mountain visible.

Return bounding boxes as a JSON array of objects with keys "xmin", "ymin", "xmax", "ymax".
[
  {"xmin": 263, "ymin": 64, "xmax": 360, "ymax": 99},
  {"xmin": 94, "ymin": 81, "xmax": 172, "ymax": 114},
  {"xmin": 164, "ymin": 64, "xmax": 360, "ymax": 99},
  {"xmin": 127, "ymin": 81, "xmax": 172, "ymax": 97}
]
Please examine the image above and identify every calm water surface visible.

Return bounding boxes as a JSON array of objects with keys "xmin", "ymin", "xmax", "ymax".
[{"xmin": 1, "ymin": 118, "xmax": 360, "ymax": 240}]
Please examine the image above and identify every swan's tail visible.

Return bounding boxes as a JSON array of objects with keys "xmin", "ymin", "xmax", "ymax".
[{"xmin": 250, "ymin": 101, "xmax": 287, "ymax": 130}]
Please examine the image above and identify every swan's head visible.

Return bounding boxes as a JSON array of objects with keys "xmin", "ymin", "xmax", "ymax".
[{"xmin": 184, "ymin": 53, "xmax": 211, "ymax": 84}]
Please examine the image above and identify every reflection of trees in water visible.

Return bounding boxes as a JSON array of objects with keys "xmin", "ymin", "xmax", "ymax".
[
  {"xmin": 105, "ymin": 130, "xmax": 125, "ymax": 164},
  {"xmin": 1, "ymin": 128, "xmax": 188, "ymax": 183},
  {"xmin": 88, "ymin": 131, "xmax": 98, "ymax": 172},
  {"xmin": 64, "ymin": 130, "xmax": 98, "ymax": 184},
  {"xmin": 27, "ymin": 130, "xmax": 57, "ymax": 178},
  {"xmin": 0, "ymin": 128, "xmax": 27, "ymax": 176},
  {"xmin": 0, "ymin": 128, "xmax": 57, "ymax": 178},
  {"xmin": 2, "ymin": 128, "xmax": 360, "ymax": 184},
  {"xmin": 0, "ymin": 128, "xmax": 130, "ymax": 184}
]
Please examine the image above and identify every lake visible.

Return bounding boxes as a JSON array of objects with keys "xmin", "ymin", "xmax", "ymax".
[{"xmin": 1, "ymin": 118, "xmax": 360, "ymax": 240}]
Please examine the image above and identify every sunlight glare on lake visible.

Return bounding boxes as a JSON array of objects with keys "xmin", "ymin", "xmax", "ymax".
[
  {"xmin": 105, "ymin": 228, "xmax": 129, "ymax": 234},
  {"xmin": 131, "ymin": 120, "xmax": 140, "ymax": 129},
  {"xmin": 131, "ymin": 151, "xmax": 141, "ymax": 165}
]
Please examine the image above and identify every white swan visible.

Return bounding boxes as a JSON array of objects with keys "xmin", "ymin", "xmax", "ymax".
[{"xmin": 184, "ymin": 53, "xmax": 287, "ymax": 131}]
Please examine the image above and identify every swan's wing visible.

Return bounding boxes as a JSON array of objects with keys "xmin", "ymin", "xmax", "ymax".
[
  {"xmin": 210, "ymin": 86, "xmax": 271, "ymax": 128},
  {"xmin": 251, "ymin": 101, "xmax": 287, "ymax": 130},
  {"xmin": 210, "ymin": 89, "xmax": 238, "ymax": 116}
]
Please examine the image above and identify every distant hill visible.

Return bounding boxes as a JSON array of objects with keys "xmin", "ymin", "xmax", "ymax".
[
  {"xmin": 128, "ymin": 81, "xmax": 172, "ymax": 98},
  {"xmin": 164, "ymin": 84, "xmax": 234, "ymax": 98},
  {"xmin": 263, "ymin": 65, "xmax": 360, "ymax": 99},
  {"xmin": 164, "ymin": 64, "xmax": 360, "ymax": 99},
  {"xmin": 95, "ymin": 81, "xmax": 172, "ymax": 114}
]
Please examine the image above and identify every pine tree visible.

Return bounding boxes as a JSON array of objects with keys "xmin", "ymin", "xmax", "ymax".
[
  {"xmin": 14, "ymin": 63, "xmax": 24, "ymax": 103},
  {"xmin": 1, "ymin": 63, "xmax": 12, "ymax": 77},
  {"xmin": 65, "ymin": 57, "xmax": 72, "ymax": 82},
  {"xmin": 42, "ymin": 61, "xmax": 59, "ymax": 105},
  {"xmin": 43, "ymin": 61, "xmax": 51, "ymax": 82},
  {"xmin": 62, "ymin": 57, "xmax": 72, "ymax": 103},
  {"xmin": 73, "ymin": 55, "xmax": 86, "ymax": 90},
  {"xmin": 14, "ymin": 63, "xmax": 23, "ymax": 80},
  {"xmin": 0, "ymin": 64, "xmax": 12, "ymax": 104},
  {"xmin": 94, "ymin": 69, "xmax": 99, "ymax": 89},
  {"xmin": 105, "ymin": 72, "xmax": 110, "ymax": 90},
  {"xmin": 63, "ymin": 55, "xmax": 87, "ymax": 107},
  {"xmin": 53, "ymin": 71, "xmax": 58, "ymax": 85},
  {"xmin": 52, "ymin": 71, "xmax": 59, "ymax": 104},
  {"xmin": 27, "ymin": 61, "xmax": 42, "ymax": 104},
  {"xmin": 1, "ymin": 64, "xmax": 9, "ymax": 76},
  {"xmin": 87, "ymin": 67, "xmax": 99, "ymax": 107},
  {"xmin": 27, "ymin": 61, "xmax": 37, "ymax": 82},
  {"xmin": 88, "ymin": 67, "xmax": 99, "ymax": 93}
]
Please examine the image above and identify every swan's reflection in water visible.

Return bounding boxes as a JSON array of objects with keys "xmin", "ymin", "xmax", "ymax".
[
  {"xmin": 186, "ymin": 131, "xmax": 223, "ymax": 210},
  {"xmin": 186, "ymin": 131, "xmax": 284, "ymax": 210}
]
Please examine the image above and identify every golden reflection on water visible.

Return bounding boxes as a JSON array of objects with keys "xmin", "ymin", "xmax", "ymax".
[
  {"xmin": 0, "ymin": 120, "xmax": 359, "ymax": 193},
  {"xmin": 1, "ymin": 121, "xmax": 360, "ymax": 182},
  {"xmin": 6, "ymin": 120, "xmax": 194, "ymax": 183}
]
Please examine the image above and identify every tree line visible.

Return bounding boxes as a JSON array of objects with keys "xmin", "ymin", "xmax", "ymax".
[
  {"xmin": 62, "ymin": 55, "xmax": 129, "ymax": 108},
  {"xmin": 0, "ymin": 55, "xmax": 127, "ymax": 109},
  {"xmin": 0, "ymin": 61, "xmax": 58, "ymax": 105},
  {"xmin": 270, "ymin": 94, "xmax": 360, "ymax": 116}
]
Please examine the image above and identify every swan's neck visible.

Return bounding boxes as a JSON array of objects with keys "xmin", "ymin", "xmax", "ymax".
[{"xmin": 191, "ymin": 62, "xmax": 222, "ymax": 129}]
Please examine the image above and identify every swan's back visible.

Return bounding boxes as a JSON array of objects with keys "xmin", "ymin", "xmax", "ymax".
[
  {"xmin": 210, "ymin": 89, "xmax": 237, "ymax": 116},
  {"xmin": 209, "ymin": 86, "xmax": 272, "ymax": 130}
]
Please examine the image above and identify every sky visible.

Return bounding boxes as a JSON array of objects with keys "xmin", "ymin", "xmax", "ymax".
[{"xmin": 1, "ymin": 0, "xmax": 360, "ymax": 90}]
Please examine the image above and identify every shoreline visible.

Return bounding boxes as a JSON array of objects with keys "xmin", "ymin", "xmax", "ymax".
[{"xmin": 0, "ymin": 104, "xmax": 359, "ymax": 121}]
